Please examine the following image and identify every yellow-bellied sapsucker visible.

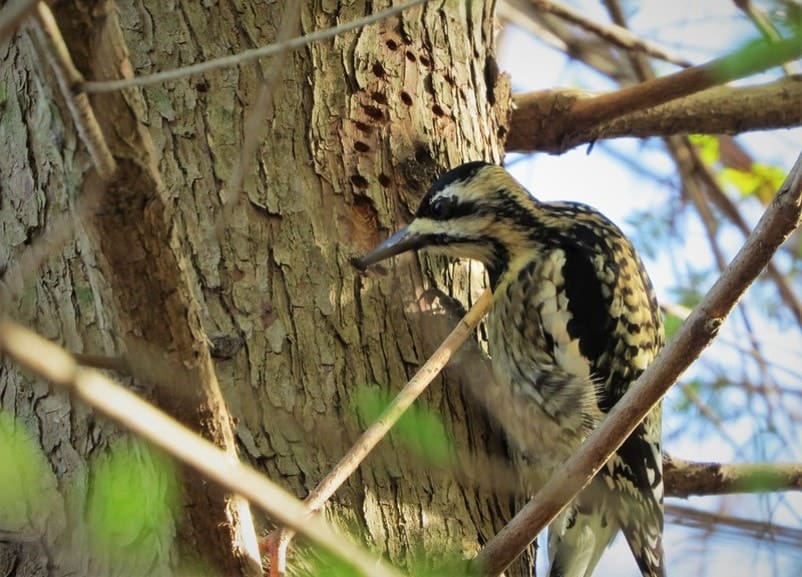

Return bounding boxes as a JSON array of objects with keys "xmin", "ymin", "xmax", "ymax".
[{"xmin": 355, "ymin": 161, "xmax": 665, "ymax": 577}]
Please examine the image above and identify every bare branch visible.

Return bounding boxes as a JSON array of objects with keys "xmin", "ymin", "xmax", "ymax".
[
  {"xmin": 525, "ymin": 0, "xmax": 691, "ymax": 67},
  {"xmin": 665, "ymin": 455, "xmax": 802, "ymax": 498},
  {"xmin": 507, "ymin": 34, "xmax": 802, "ymax": 153},
  {"xmin": 0, "ymin": 321, "xmax": 407, "ymax": 577},
  {"xmin": 507, "ymin": 77, "xmax": 802, "ymax": 153},
  {"xmin": 82, "ymin": 0, "xmax": 429, "ymax": 93},
  {"xmin": 498, "ymin": 2, "xmax": 639, "ymax": 83},
  {"xmin": 31, "ymin": 3, "xmax": 116, "ymax": 179},
  {"xmin": 471, "ymin": 153, "xmax": 802, "ymax": 576}
]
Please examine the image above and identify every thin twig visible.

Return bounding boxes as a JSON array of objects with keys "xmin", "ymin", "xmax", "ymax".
[
  {"xmin": 0, "ymin": 321, "xmax": 406, "ymax": 577},
  {"xmin": 32, "ymin": 3, "xmax": 116, "ymax": 180},
  {"xmin": 666, "ymin": 503, "xmax": 802, "ymax": 548},
  {"xmin": 471, "ymin": 152, "xmax": 802, "ymax": 576},
  {"xmin": 217, "ymin": 3, "xmax": 299, "ymax": 222},
  {"xmin": 0, "ymin": 178, "xmax": 105, "ymax": 313},
  {"xmin": 527, "ymin": 0, "xmax": 691, "ymax": 67},
  {"xmin": 82, "ymin": 0, "xmax": 429, "ymax": 93},
  {"xmin": 263, "ymin": 289, "xmax": 494, "ymax": 572},
  {"xmin": 72, "ymin": 352, "xmax": 130, "ymax": 373},
  {"xmin": 0, "ymin": 0, "xmax": 37, "ymax": 43}
]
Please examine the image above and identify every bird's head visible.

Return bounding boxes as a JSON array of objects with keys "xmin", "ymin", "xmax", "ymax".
[{"xmin": 354, "ymin": 161, "xmax": 540, "ymax": 283}]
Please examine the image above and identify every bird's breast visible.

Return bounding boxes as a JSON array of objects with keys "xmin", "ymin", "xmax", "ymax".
[{"xmin": 485, "ymin": 248, "xmax": 602, "ymax": 469}]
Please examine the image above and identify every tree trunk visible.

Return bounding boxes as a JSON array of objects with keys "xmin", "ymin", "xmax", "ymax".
[{"xmin": 0, "ymin": 1, "xmax": 531, "ymax": 575}]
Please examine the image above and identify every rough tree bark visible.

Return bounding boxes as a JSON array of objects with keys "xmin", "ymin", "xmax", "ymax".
[{"xmin": 0, "ymin": 1, "xmax": 529, "ymax": 575}]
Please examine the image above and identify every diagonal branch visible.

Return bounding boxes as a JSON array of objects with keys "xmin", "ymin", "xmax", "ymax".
[
  {"xmin": 471, "ymin": 152, "xmax": 802, "ymax": 576},
  {"xmin": 31, "ymin": 3, "xmax": 116, "ymax": 179},
  {"xmin": 0, "ymin": 321, "xmax": 407, "ymax": 577}
]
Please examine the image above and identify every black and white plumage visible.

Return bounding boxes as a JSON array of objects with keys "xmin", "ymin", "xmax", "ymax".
[{"xmin": 355, "ymin": 161, "xmax": 665, "ymax": 577}]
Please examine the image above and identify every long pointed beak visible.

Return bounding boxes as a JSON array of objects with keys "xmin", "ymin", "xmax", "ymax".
[{"xmin": 352, "ymin": 226, "xmax": 424, "ymax": 270}]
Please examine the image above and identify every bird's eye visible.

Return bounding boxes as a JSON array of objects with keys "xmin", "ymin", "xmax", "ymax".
[{"xmin": 428, "ymin": 196, "xmax": 457, "ymax": 220}]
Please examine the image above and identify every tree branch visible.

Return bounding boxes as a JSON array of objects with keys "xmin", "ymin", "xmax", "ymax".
[
  {"xmin": 31, "ymin": 3, "xmax": 116, "ymax": 179},
  {"xmin": 506, "ymin": 34, "xmax": 802, "ymax": 153},
  {"xmin": 507, "ymin": 77, "xmax": 802, "ymax": 153},
  {"xmin": 664, "ymin": 455, "xmax": 802, "ymax": 498},
  {"xmin": 471, "ymin": 152, "xmax": 802, "ymax": 576},
  {"xmin": 0, "ymin": 321, "xmax": 407, "ymax": 577},
  {"xmin": 666, "ymin": 503, "xmax": 802, "ymax": 548},
  {"xmin": 525, "ymin": 0, "xmax": 692, "ymax": 67}
]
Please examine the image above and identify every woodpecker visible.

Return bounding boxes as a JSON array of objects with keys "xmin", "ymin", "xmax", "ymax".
[{"xmin": 354, "ymin": 161, "xmax": 665, "ymax": 577}]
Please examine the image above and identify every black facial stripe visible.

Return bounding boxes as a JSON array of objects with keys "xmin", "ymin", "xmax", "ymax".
[{"xmin": 417, "ymin": 198, "xmax": 481, "ymax": 221}]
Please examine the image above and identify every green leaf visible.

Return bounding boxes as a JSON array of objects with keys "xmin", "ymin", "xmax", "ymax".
[
  {"xmin": 86, "ymin": 438, "xmax": 180, "ymax": 565},
  {"xmin": 353, "ymin": 385, "xmax": 453, "ymax": 465},
  {"xmin": 720, "ymin": 163, "xmax": 786, "ymax": 203}
]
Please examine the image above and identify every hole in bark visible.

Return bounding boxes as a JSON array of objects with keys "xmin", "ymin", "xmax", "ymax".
[
  {"xmin": 378, "ymin": 174, "xmax": 392, "ymax": 187},
  {"xmin": 432, "ymin": 104, "xmax": 445, "ymax": 117},
  {"xmin": 195, "ymin": 80, "xmax": 209, "ymax": 93},
  {"xmin": 354, "ymin": 141, "xmax": 370, "ymax": 153},
  {"xmin": 350, "ymin": 174, "xmax": 369, "ymax": 188},
  {"xmin": 371, "ymin": 91, "xmax": 387, "ymax": 105},
  {"xmin": 372, "ymin": 62, "xmax": 386, "ymax": 77},
  {"xmin": 361, "ymin": 104, "xmax": 384, "ymax": 121},
  {"xmin": 405, "ymin": 51, "xmax": 416, "ymax": 62},
  {"xmin": 386, "ymin": 39, "xmax": 398, "ymax": 50},
  {"xmin": 400, "ymin": 91, "xmax": 413, "ymax": 106},
  {"xmin": 419, "ymin": 55, "xmax": 431, "ymax": 67},
  {"xmin": 354, "ymin": 120, "xmax": 372, "ymax": 134}
]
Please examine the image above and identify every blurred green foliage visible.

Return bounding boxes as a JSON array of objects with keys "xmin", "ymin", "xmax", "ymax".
[
  {"xmin": 353, "ymin": 385, "xmax": 453, "ymax": 465},
  {"xmin": 0, "ymin": 410, "xmax": 53, "ymax": 530},
  {"xmin": 85, "ymin": 438, "xmax": 180, "ymax": 566}
]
